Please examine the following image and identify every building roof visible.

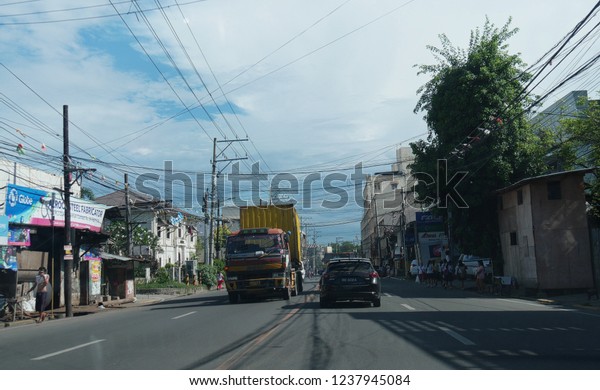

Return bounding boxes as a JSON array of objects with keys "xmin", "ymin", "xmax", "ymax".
[
  {"xmin": 495, "ymin": 168, "xmax": 594, "ymax": 194},
  {"xmin": 95, "ymin": 189, "xmax": 161, "ymax": 208}
]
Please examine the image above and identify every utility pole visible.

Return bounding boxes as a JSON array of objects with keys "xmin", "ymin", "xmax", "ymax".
[
  {"xmin": 61, "ymin": 105, "xmax": 96, "ymax": 317},
  {"xmin": 125, "ymin": 173, "xmax": 132, "ymax": 256},
  {"xmin": 63, "ymin": 105, "xmax": 73, "ymax": 318},
  {"xmin": 208, "ymin": 138, "xmax": 247, "ymax": 265},
  {"xmin": 373, "ymin": 193, "xmax": 382, "ymax": 265}
]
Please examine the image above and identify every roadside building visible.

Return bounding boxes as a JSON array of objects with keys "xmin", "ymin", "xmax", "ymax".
[
  {"xmin": 361, "ymin": 147, "xmax": 416, "ymax": 273},
  {"xmin": 496, "ymin": 168, "xmax": 594, "ymax": 292}
]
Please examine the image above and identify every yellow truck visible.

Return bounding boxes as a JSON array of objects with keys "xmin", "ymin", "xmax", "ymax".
[{"xmin": 224, "ymin": 204, "xmax": 304, "ymax": 303}]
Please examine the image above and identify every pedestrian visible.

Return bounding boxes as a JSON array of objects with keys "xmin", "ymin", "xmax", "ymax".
[
  {"xmin": 476, "ymin": 260, "xmax": 486, "ymax": 293},
  {"xmin": 426, "ymin": 261, "xmax": 434, "ymax": 287},
  {"xmin": 441, "ymin": 259, "xmax": 449, "ymax": 289},
  {"xmin": 217, "ymin": 271, "xmax": 224, "ymax": 290},
  {"xmin": 456, "ymin": 260, "xmax": 467, "ymax": 289},
  {"xmin": 432, "ymin": 260, "xmax": 440, "ymax": 287},
  {"xmin": 27, "ymin": 266, "xmax": 51, "ymax": 323},
  {"xmin": 447, "ymin": 261, "xmax": 455, "ymax": 289}
]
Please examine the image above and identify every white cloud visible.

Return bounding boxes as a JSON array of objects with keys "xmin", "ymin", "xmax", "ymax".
[{"xmin": 1, "ymin": 0, "xmax": 598, "ymax": 242}]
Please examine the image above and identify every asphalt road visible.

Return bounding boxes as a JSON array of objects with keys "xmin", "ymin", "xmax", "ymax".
[{"xmin": 2, "ymin": 277, "xmax": 599, "ymax": 370}]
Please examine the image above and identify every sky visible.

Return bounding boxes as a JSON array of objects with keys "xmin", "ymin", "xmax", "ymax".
[{"xmin": 1, "ymin": 0, "xmax": 599, "ymax": 245}]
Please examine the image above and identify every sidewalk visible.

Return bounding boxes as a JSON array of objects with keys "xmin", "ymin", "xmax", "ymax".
[
  {"xmin": 1, "ymin": 290, "xmax": 204, "ymax": 328},
  {"xmin": 407, "ymin": 274, "xmax": 600, "ymax": 311}
]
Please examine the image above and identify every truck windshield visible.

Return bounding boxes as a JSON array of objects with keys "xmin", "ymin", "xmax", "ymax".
[{"xmin": 226, "ymin": 234, "xmax": 282, "ymax": 255}]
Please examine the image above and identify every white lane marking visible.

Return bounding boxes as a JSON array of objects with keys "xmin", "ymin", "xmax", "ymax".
[
  {"xmin": 172, "ymin": 311, "xmax": 197, "ymax": 320},
  {"xmin": 438, "ymin": 327, "xmax": 476, "ymax": 346},
  {"xmin": 401, "ymin": 304, "xmax": 416, "ymax": 311},
  {"xmin": 31, "ymin": 339, "xmax": 106, "ymax": 361}
]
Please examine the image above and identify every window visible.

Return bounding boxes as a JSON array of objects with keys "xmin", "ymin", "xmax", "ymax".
[
  {"xmin": 178, "ymin": 228, "xmax": 182, "ymax": 238},
  {"xmin": 391, "ymin": 183, "xmax": 398, "ymax": 190},
  {"xmin": 510, "ymin": 232, "xmax": 517, "ymax": 246},
  {"xmin": 167, "ymin": 230, "xmax": 171, "ymax": 239},
  {"xmin": 517, "ymin": 189, "xmax": 523, "ymax": 205},
  {"xmin": 547, "ymin": 181, "xmax": 561, "ymax": 200}
]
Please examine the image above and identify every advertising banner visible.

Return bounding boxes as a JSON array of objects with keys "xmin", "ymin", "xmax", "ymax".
[
  {"xmin": 5, "ymin": 184, "xmax": 109, "ymax": 232},
  {"xmin": 0, "ymin": 246, "xmax": 18, "ymax": 270},
  {"xmin": 8, "ymin": 227, "xmax": 31, "ymax": 246},
  {"xmin": 415, "ymin": 212, "xmax": 445, "ymax": 232},
  {"xmin": 0, "ymin": 215, "xmax": 8, "ymax": 246}
]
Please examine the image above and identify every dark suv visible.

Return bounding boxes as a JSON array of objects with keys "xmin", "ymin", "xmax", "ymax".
[{"xmin": 319, "ymin": 258, "xmax": 381, "ymax": 308}]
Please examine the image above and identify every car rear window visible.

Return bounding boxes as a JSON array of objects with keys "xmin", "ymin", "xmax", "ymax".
[{"xmin": 327, "ymin": 262, "xmax": 372, "ymax": 273}]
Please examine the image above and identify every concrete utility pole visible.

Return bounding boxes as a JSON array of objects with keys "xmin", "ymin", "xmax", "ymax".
[
  {"xmin": 208, "ymin": 138, "xmax": 247, "ymax": 265},
  {"xmin": 373, "ymin": 193, "xmax": 382, "ymax": 265},
  {"xmin": 63, "ymin": 105, "xmax": 73, "ymax": 318},
  {"xmin": 61, "ymin": 105, "xmax": 96, "ymax": 317},
  {"xmin": 125, "ymin": 173, "xmax": 132, "ymax": 256}
]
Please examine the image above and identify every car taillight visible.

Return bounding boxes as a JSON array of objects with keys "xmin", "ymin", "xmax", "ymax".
[
  {"xmin": 322, "ymin": 273, "xmax": 330, "ymax": 280},
  {"xmin": 370, "ymin": 271, "xmax": 379, "ymax": 278}
]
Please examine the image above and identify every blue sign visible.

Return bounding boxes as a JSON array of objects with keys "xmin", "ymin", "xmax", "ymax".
[{"xmin": 5, "ymin": 184, "xmax": 47, "ymax": 224}]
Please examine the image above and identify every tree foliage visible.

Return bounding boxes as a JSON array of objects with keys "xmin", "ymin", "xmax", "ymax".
[
  {"xmin": 411, "ymin": 18, "xmax": 551, "ymax": 259},
  {"xmin": 555, "ymin": 98, "xmax": 600, "ymax": 219},
  {"xmin": 106, "ymin": 220, "xmax": 159, "ymax": 255}
]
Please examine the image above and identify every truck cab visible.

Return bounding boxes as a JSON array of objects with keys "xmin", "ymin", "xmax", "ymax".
[{"xmin": 225, "ymin": 228, "xmax": 302, "ymax": 303}]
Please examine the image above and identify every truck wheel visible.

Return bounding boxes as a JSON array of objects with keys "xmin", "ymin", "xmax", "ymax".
[
  {"xmin": 283, "ymin": 286, "xmax": 290, "ymax": 300},
  {"xmin": 296, "ymin": 272, "xmax": 304, "ymax": 293}
]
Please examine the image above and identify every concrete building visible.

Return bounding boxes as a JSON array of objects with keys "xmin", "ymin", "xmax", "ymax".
[
  {"xmin": 496, "ymin": 169, "xmax": 594, "ymax": 291},
  {"xmin": 360, "ymin": 147, "xmax": 416, "ymax": 272},
  {"xmin": 95, "ymin": 190, "xmax": 200, "ymax": 271}
]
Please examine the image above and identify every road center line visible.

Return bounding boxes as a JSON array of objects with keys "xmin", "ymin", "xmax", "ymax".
[
  {"xmin": 31, "ymin": 339, "xmax": 106, "ymax": 361},
  {"xmin": 172, "ymin": 311, "xmax": 197, "ymax": 320},
  {"xmin": 401, "ymin": 304, "xmax": 416, "ymax": 311},
  {"xmin": 217, "ymin": 306, "xmax": 302, "ymax": 370},
  {"xmin": 438, "ymin": 327, "xmax": 475, "ymax": 346}
]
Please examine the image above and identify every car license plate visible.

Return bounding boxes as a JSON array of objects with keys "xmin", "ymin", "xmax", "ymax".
[{"xmin": 341, "ymin": 277, "xmax": 358, "ymax": 283}]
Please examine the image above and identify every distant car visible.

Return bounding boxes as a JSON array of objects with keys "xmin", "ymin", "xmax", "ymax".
[
  {"xmin": 459, "ymin": 254, "xmax": 492, "ymax": 278},
  {"xmin": 319, "ymin": 258, "xmax": 381, "ymax": 308}
]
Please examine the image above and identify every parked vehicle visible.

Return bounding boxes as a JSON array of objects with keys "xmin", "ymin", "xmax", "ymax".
[
  {"xmin": 458, "ymin": 254, "xmax": 492, "ymax": 278},
  {"xmin": 319, "ymin": 258, "xmax": 381, "ymax": 308},
  {"xmin": 224, "ymin": 204, "xmax": 304, "ymax": 303}
]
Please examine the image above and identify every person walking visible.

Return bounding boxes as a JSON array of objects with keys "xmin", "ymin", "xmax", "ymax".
[
  {"xmin": 456, "ymin": 260, "xmax": 467, "ymax": 289},
  {"xmin": 426, "ymin": 261, "xmax": 434, "ymax": 287},
  {"xmin": 217, "ymin": 271, "xmax": 225, "ymax": 290},
  {"xmin": 475, "ymin": 260, "xmax": 486, "ymax": 293},
  {"xmin": 28, "ymin": 266, "xmax": 50, "ymax": 323}
]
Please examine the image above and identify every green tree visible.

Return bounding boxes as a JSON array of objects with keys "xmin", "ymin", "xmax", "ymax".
[
  {"xmin": 555, "ymin": 98, "xmax": 600, "ymax": 219},
  {"xmin": 106, "ymin": 220, "xmax": 159, "ymax": 255},
  {"xmin": 80, "ymin": 187, "xmax": 95, "ymax": 200},
  {"xmin": 411, "ymin": 18, "xmax": 551, "ymax": 260}
]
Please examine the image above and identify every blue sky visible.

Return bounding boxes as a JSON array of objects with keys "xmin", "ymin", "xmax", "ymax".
[{"xmin": 1, "ymin": 0, "xmax": 599, "ymax": 244}]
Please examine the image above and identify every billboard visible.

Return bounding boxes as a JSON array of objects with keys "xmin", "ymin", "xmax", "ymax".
[{"xmin": 4, "ymin": 184, "xmax": 109, "ymax": 232}]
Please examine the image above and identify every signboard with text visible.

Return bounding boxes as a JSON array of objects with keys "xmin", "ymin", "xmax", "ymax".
[{"xmin": 4, "ymin": 184, "xmax": 109, "ymax": 232}]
